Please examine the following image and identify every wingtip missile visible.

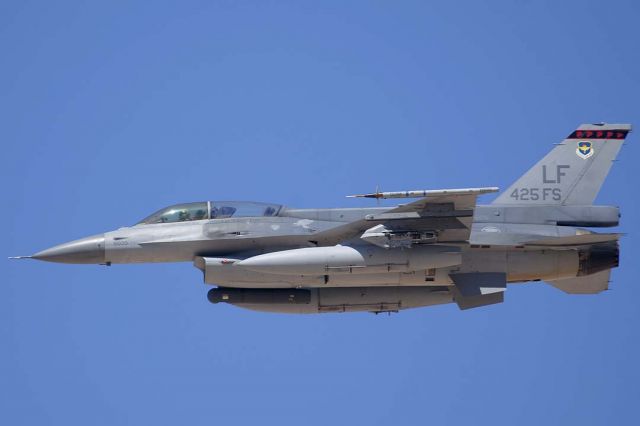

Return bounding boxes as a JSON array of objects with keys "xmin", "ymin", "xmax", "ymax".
[
  {"xmin": 346, "ymin": 193, "xmax": 383, "ymax": 199},
  {"xmin": 347, "ymin": 187, "xmax": 500, "ymax": 200}
]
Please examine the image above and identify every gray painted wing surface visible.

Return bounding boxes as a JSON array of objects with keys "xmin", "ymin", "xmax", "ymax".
[
  {"xmin": 374, "ymin": 189, "xmax": 498, "ymax": 242},
  {"xmin": 314, "ymin": 188, "xmax": 498, "ymax": 245}
]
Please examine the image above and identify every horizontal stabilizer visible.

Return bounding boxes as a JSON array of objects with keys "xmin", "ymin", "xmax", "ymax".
[
  {"xmin": 546, "ymin": 269, "xmax": 611, "ymax": 294},
  {"xmin": 525, "ymin": 233, "xmax": 621, "ymax": 248}
]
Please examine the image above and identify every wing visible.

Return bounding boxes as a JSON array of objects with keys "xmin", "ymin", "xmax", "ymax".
[
  {"xmin": 361, "ymin": 187, "xmax": 499, "ymax": 246},
  {"xmin": 314, "ymin": 187, "xmax": 499, "ymax": 247},
  {"xmin": 367, "ymin": 187, "xmax": 498, "ymax": 243}
]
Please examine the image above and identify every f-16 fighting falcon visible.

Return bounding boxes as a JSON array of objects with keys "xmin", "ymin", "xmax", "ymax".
[{"xmin": 11, "ymin": 123, "xmax": 631, "ymax": 314}]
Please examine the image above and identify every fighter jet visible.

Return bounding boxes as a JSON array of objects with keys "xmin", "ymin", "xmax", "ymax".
[{"xmin": 11, "ymin": 123, "xmax": 630, "ymax": 314}]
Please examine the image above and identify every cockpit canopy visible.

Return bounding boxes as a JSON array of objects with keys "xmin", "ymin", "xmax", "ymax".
[{"xmin": 137, "ymin": 201, "xmax": 282, "ymax": 225}]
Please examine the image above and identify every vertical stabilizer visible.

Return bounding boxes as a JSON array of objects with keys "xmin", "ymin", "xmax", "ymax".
[{"xmin": 493, "ymin": 123, "xmax": 631, "ymax": 205}]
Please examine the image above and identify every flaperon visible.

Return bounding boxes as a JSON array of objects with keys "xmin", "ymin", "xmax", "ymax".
[{"xmin": 12, "ymin": 123, "xmax": 631, "ymax": 314}]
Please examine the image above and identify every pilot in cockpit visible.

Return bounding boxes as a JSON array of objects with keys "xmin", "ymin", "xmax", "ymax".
[
  {"xmin": 210, "ymin": 206, "xmax": 237, "ymax": 219},
  {"xmin": 191, "ymin": 208, "xmax": 208, "ymax": 221}
]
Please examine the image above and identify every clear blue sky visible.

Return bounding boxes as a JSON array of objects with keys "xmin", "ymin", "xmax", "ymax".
[{"xmin": 2, "ymin": 1, "xmax": 639, "ymax": 425}]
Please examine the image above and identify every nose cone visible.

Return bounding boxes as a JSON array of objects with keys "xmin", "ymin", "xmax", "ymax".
[{"xmin": 33, "ymin": 234, "xmax": 106, "ymax": 264}]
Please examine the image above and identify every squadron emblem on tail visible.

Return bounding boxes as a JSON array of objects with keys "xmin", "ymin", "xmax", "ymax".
[{"xmin": 576, "ymin": 141, "xmax": 594, "ymax": 159}]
